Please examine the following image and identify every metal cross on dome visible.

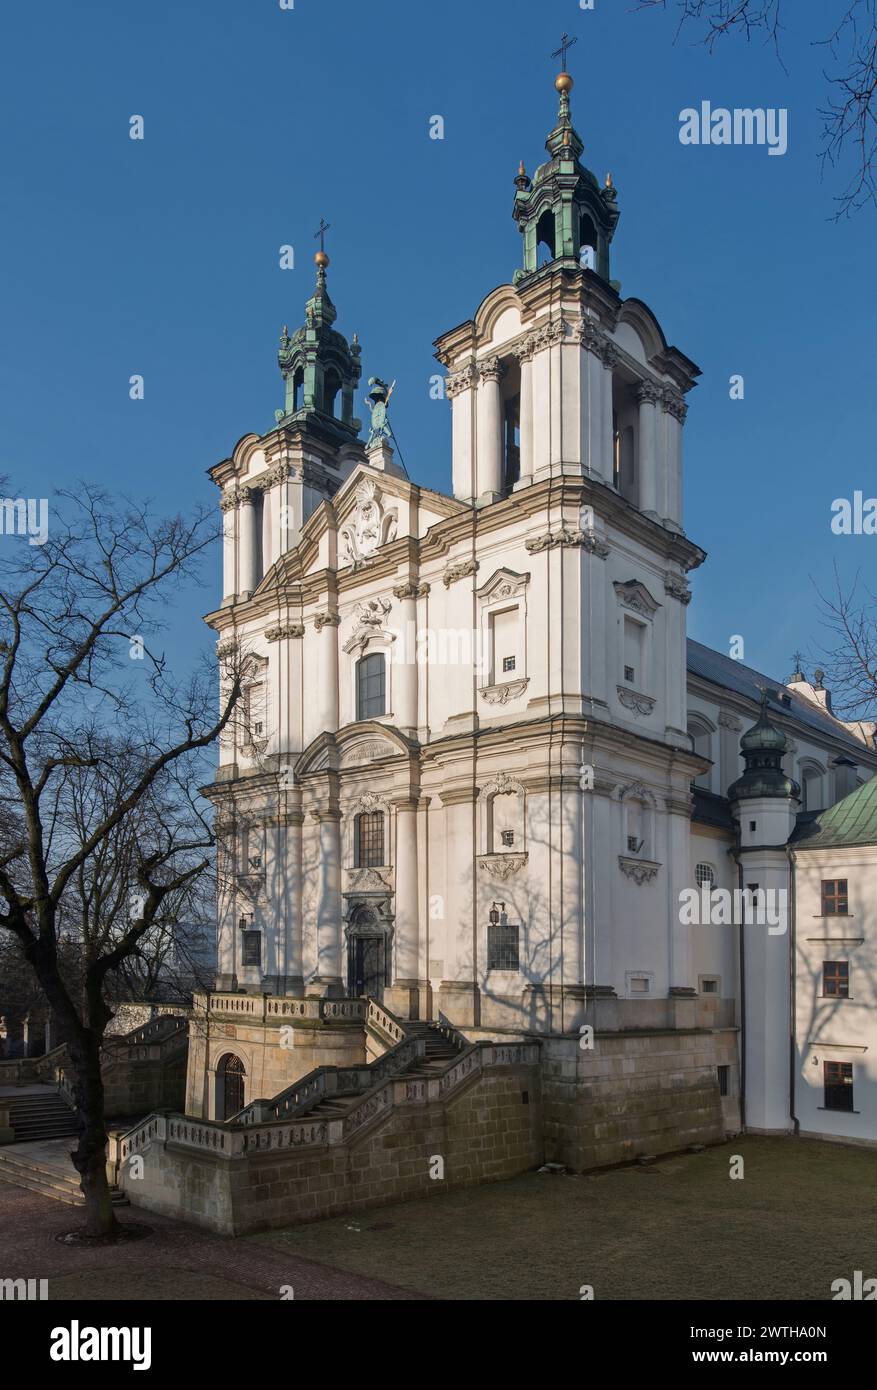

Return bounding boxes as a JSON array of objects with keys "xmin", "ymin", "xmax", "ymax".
[
  {"xmin": 314, "ymin": 218, "xmax": 331, "ymax": 253},
  {"xmin": 552, "ymin": 31, "xmax": 578, "ymax": 72}
]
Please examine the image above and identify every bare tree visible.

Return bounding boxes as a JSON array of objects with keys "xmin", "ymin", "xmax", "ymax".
[
  {"xmin": 0, "ymin": 485, "xmax": 245, "ymax": 1237},
  {"xmin": 635, "ymin": 0, "xmax": 877, "ymax": 216},
  {"xmin": 814, "ymin": 566, "xmax": 877, "ymax": 720}
]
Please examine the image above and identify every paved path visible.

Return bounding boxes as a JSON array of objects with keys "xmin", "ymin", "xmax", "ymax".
[{"xmin": 0, "ymin": 1180, "xmax": 425, "ymax": 1301}]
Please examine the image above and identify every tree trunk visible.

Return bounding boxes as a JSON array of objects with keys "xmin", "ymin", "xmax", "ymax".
[{"xmin": 69, "ymin": 1031, "xmax": 118, "ymax": 1237}]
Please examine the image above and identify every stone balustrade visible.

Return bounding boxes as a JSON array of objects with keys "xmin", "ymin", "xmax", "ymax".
[
  {"xmin": 193, "ymin": 992, "xmax": 367, "ymax": 1026},
  {"xmin": 112, "ymin": 1037, "xmax": 536, "ymax": 1171}
]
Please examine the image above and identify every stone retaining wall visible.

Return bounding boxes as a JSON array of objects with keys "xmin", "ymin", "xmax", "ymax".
[
  {"xmin": 118, "ymin": 1061, "xmax": 543, "ymax": 1235},
  {"xmin": 541, "ymin": 1027, "xmax": 737, "ymax": 1170}
]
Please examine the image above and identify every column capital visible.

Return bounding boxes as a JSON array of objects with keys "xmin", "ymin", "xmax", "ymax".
[
  {"xmin": 393, "ymin": 581, "xmax": 430, "ymax": 600},
  {"xmin": 313, "ymin": 611, "xmax": 341, "ymax": 631},
  {"xmin": 446, "ymin": 364, "xmax": 478, "ymax": 398},
  {"xmin": 635, "ymin": 379, "xmax": 662, "ymax": 405},
  {"xmin": 477, "ymin": 356, "xmax": 505, "ymax": 384}
]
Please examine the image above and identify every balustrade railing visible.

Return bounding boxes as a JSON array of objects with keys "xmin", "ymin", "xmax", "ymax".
[{"xmin": 112, "ymin": 1037, "xmax": 542, "ymax": 1168}]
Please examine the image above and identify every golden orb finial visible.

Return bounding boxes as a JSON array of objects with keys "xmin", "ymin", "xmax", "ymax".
[
  {"xmin": 605, "ymin": 172, "xmax": 613, "ymax": 188},
  {"xmin": 315, "ymin": 249, "xmax": 330, "ymax": 269},
  {"xmin": 555, "ymin": 72, "xmax": 573, "ymax": 95}
]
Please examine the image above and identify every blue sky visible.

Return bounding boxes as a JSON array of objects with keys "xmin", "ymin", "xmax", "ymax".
[{"xmin": 1, "ymin": 0, "xmax": 874, "ymax": 688}]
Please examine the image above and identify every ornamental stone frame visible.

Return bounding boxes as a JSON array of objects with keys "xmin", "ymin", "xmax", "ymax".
[
  {"xmin": 475, "ymin": 567, "xmax": 530, "ymax": 705},
  {"xmin": 477, "ymin": 771, "xmax": 527, "ymax": 857}
]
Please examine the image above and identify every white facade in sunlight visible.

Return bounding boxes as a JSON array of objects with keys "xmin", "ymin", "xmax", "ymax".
[{"xmin": 200, "ymin": 77, "xmax": 877, "ymax": 1144}]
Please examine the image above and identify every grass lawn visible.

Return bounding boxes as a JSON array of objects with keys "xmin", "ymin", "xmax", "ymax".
[{"xmin": 249, "ymin": 1137, "xmax": 877, "ymax": 1300}]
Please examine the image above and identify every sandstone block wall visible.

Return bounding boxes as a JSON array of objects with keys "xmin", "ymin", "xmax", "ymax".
[
  {"xmin": 121, "ymin": 1063, "xmax": 543, "ymax": 1235},
  {"xmin": 542, "ymin": 1027, "xmax": 737, "ymax": 1170}
]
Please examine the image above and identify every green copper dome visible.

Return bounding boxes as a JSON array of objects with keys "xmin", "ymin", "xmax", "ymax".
[{"xmin": 728, "ymin": 697, "xmax": 800, "ymax": 802}]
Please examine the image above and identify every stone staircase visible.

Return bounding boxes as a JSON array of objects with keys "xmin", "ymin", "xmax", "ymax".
[
  {"xmin": 0, "ymin": 1139, "xmax": 128, "ymax": 1207},
  {"xmin": 3, "ymin": 1086, "xmax": 78, "ymax": 1143},
  {"xmin": 297, "ymin": 1019, "xmax": 464, "ymax": 1122}
]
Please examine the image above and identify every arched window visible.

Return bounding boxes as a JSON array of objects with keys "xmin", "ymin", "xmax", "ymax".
[
  {"xmin": 688, "ymin": 717, "xmax": 713, "ymax": 791},
  {"xmin": 695, "ymin": 863, "xmax": 715, "ymax": 890},
  {"xmin": 800, "ymin": 763, "xmax": 824, "ymax": 812},
  {"xmin": 579, "ymin": 213, "xmax": 598, "ymax": 271},
  {"xmin": 354, "ymin": 811, "xmax": 385, "ymax": 868},
  {"xmin": 323, "ymin": 368, "xmax": 342, "ymax": 417},
  {"xmin": 218, "ymin": 1053, "xmax": 245, "ymax": 1121},
  {"xmin": 356, "ymin": 652, "xmax": 386, "ymax": 719},
  {"xmin": 536, "ymin": 209, "xmax": 556, "ymax": 263},
  {"xmin": 292, "ymin": 368, "xmax": 304, "ymax": 413}
]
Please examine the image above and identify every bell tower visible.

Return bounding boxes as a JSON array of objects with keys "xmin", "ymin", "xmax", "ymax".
[
  {"xmin": 512, "ymin": 39, "xmax": 620, "ymax": 284},
  {"xmin": 276, "ymin": 227, "xmax": 363, "ymax": 440}
]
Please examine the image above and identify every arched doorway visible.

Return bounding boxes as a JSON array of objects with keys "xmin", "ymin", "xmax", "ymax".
[
  {"xmin": 346, "ymin": 904, "xmax": 389, "ymax": 1001},
  {"xmin": 218, "ymin": 1053, "xmax": 245, "ymax": 1120}
]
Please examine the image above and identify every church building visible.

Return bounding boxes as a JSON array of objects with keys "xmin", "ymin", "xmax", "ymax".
[{"xmin": 171, "ymin": 60, "xmax": 877, "ymax": 1205}]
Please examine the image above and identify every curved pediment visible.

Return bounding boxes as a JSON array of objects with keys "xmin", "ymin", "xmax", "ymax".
[{"xmin": 296, "ymin": 722, "xmax": 414, "ymax": 778}]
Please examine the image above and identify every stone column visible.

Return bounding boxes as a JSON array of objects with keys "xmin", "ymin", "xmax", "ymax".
[
  {"xmin": 262, "ymin": 463, "xmax": 291, "ymax": 570},
  {"xmin": 578, "ymin": 327, "xmax": 604, "ymax": 482},
  {"xmin": 386, "ymin": 797, "xmax": 422, "ymax": 1019},
  {"xmin": 314, "ymin": 611, "xmax": 340, "ymax": 733},
  {"xmin": 392, "ymin": 583, "xmax": 422, "ymax": 735},
  {"xmin": 278, "ymin": 809, "xmax": 304, "ymax": 992},
  {"xmin": 662, "ymin": 388, "xmax": 687, "ymax": 529},
  {"xmin": 667, "ymin": 799, "xmax": 695, "ymax": 1007},
  {"xmin": 313, "ymin": 808, "xmax": 343, "ymax": 995},
  {"xmin": 437, "ymin": 790, "xmax": 478, "ymax": 1028},
  {"xmin": 600, "ymin": 343, "xmax": 618, "ymax": 482},
  {"xmin": 238, "ymin": 488, "xmax": 258, "ymax": 598},
  {"xmin": 221, "ymin": 493, "xmax": 237, "ymax": 601},
  {"xmin": 476, "ymin": 357, "xmax": 505, "ymax": 500},
  {"xmin": 560, "ymin": 781, "xmax": 586, "ymax": 1031},
  {"xmin": 516, "ymin": 341, "xmax": 534, "ymax": 484},
  {"xmin": 636, "ymin": 381, "xmax": 661, "ymax": 517},
  {"xmin": 447, "ymin": 365, "xmax": 477, "ymax": 502}
]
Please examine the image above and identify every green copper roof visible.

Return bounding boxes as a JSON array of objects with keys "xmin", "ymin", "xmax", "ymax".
[{"xmin": 792, "ymin": 774, "xmax": 877, "ymax": 849}]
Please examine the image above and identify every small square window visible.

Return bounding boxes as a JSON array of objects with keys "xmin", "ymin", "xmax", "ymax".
[
  {"xmin": 824, "ymin": 1060, "xmax": 853, "ymax": 1112},
  {"xmin": 241, "ymin": 930, "xmax": 262, "ymax": 968},
  {"xmin": 624, "ymin": 665, "xmax": 635, "ymax": 684},
  {"xmin": 487, "ymin": 922, "xmax": 519, "ymax": 972},
  {"xmin": 502, "ymin": 655, "xmax": 516, "ymax": 673},
  {"xmin": 500, "ymin": 829, "xmax": 515, "ymax": 847},
  {"xmin": 821, "ymin": 880, "xmax": 848, "ymax": 915},
  {"xmin": 823, "ymin": 961, "xmax": 849, "ymax": 998},
  {"xmin": 630, "ymin": 976, "xmax": 650, "ymax": 993},
  {"xmin": 627, "ymin": 835, "xmax": 640, "ymax": 854},
  {"xmin": 701, "ymin": 978, "xmax": 718, "ymax": 994},
  {"xmin": 749, "ymin": 821, "xmax": 756, "ymax": 832}
]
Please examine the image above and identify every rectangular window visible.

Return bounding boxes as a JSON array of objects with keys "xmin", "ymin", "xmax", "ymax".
[
  {"xmin": 823, "ymin": 1060, "xmax": 853, "ymax": 1112},
  {"xmin": 630, "ymin": 976, "xmax": 650, "ymax": 994},
  {"xmin": 821, "ymin": 879, "xmax": 848, "ymax": 915},
  {"xmin": 623, "ymin": 617, "xmax": 644, "ymax": 688},
  {"xmin": 487, "ymin": 922, "xmax": 520, "ymax": 972},
  {"xmin": 822, "ymin": 961, "xmax": 850, "ymax": 998},
  {"xmin": 241, "ymin": 931, "xmax": 262, "ymax": 968},
  {"xmin": 702, "ymin": 978, "xmax": 718, "ymax": 995},
  {"xmin": 717, "ymin": 1065, "xmax": 729, "ymax": 1097},
  {"xmin": 356, "ymin": 653, "xmax": 386, "ymax": 720},
  {"xmin": 490, "ymin": 607, "xmax": 519, "ymax": 684},
  {"xmin": 354, "ymin": 812, "xmax": 385, "ymax": 868}
]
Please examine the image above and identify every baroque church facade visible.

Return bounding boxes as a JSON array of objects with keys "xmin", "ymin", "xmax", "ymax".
[{"xmin": 191, "ymin": 67, "xmax": 877, "ymax": 1153}]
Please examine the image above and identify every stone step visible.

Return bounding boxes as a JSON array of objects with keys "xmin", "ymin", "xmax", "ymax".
[{"xmin": 0, "ymin": 1150, "xmax": 128, "ymax": 1207}]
